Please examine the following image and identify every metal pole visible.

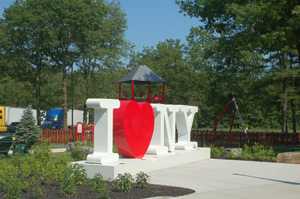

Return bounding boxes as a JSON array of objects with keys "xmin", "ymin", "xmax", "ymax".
[{"xmin": 232, "ymin": 96, "xmax": 249, "ymax": 143}]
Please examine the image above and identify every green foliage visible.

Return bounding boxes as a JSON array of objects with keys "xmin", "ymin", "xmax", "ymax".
[
  {"xmin": 0, "ymin": 77, "xmax": 33, "ymax": 107},
  {"xmin": 60, "ymin": 168, "xmax": 77, "ymax": 196},
  {"xmin": 1, "ymin": 0, "xmax": 129, "ymax": 127},
  {"xmin": 226, "ymin": 151, "xmax": 238, "ymax": 159},
  {"xmin": 71, "ymin": 164, "xmax": 88, "ymax": 186},
  {"xmin": 113, "ymin": 173, "xmax": 134, "ymax": 193},
  {"xmin": 70, "ymin": 141, "xmax": 87, "ymax": 161},
  {"xmin": 90, "ymin": 173, "xmax": 110, "ymax": 199},
  {"xmin": 208, "ymin": 145, "xmax": 224, "ymax": 159},
  {"xmin": 175, "ymin": 0, "xmax": 300, "ymax": 131},
  {"xmin": 14, "ymin": 105, "xmax": 41, "ymax": 144},
  {"xmin": 31, "ymin": 141, "xmax": 51, "ymax": 163},
  {"xmin": 135, "ymin": 171, "xmax": 150, "ymax": 188},
  {"xmin": 207, "ymin": 144, "xmax": 276, "ymax": 161},
  {"xmin": 129, "ymin": 39, "xmax": 197, "ymax": 106},
  {"xmin": 0, "ymin": 143, "xmax": 73, "ymax": 198},
  {"xmin": 1, "ymin": 0, "xmax": 300, "ymax": 132},
  {"xmin": 32, "ymin": 185, "xmax": 45, "ymax": 199},
  {"xmin": 58, "ymin": 163, "xmax": 89, "ymax": 196},
  {"xmin": 242, "ymin": 143, "xmax": 276, "ymax": 161},
  {"xmin": 2, "ymin": 167, "xmax": 22, "ymax": 199}
]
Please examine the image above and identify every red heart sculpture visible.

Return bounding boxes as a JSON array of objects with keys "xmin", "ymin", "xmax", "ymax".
[{"xmin": 113, "ymin": 101, "xmax": 154, "ymax": 159}]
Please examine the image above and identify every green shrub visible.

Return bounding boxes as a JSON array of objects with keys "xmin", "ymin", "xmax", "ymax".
[
  {"xmin": 90, "ymin": 173, "xmax": 110, "ymax": 199},
  {"xmin": 71, "ymin": 164, "xmax": 88, "ymax": 186},
  {"xmin": 226, "ymin": 151, "xmax": 236, "ymax": 159},
  {"xmin": 60, "ymin": 168, "xmax": 77, "ymax": 196},
  {"xmin": 208, "ymin": 145, "xmax": 224, "ymax": 158},
  {"xmin": 3, "ymin": 168, "xmax": 22, "ymax": 199},
  {"xmin": 241, "ymin": 145, "xmax": 254, "ymax": 160},
  {"xmin": 70, "ymin": 141, "xmax": 87, "ymax": 161},
  {"xmin": 32, "ymin": 141, "xmax": 51, "ymax": 163},
  {"xmin": 113, "ymin": 173, "xmax": 134, "ymax": 193},
  {"xmin": 32, "ymin": 185, "xmax": 45, "ymax": 199},
  {"xmin": 135, "ymin": 171, "xmax": 150, "ymax": 188},
  {"xmin": 0, "ymin": 147, "xmax": 81, "ymax": 198},
  {"xmin": 31, "ymin": 177, "xmax": 45, "ymax": 199},
  {"xmin": 242, "ymin": 143, "xmax": 276, "ymax": 161}
]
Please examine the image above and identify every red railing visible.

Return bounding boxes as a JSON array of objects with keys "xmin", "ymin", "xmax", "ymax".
[
  {"xmin": 41, "ymin": 128, "xmax": 94, "ymax": 145},
  {"xmin": 191, "ymin": 130, "xmax": 300, "ymax": 147}
]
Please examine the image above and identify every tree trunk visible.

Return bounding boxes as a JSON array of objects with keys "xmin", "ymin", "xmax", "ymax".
[
  {"xmin": 297, "ymin": 43, "xmax": 300, "ymax": 65},
  {"xmin": 83, "ymin": 103, "xmax": 88, "ymax": 126},
  {"xmin": 62, "ymin": 64, "xmax": 68, "ymax": 129},
  {"xmin": 83, "ymin": 59, "xmax": 92, "ymax": 126},
  {"xmin": 281, "ymin": 51, "xmax": 288, "ymax": 133},
  {"xmin": 291, "ymin": 99, "xmax": 296, "ymax": 133},
  {"xmin": 36, "ymin": 63, "xmax": 42, "ymax": 126},
  {"xmin": 261, "ymin": 107, "xmax": 268, "ymax": 132},
  {"xmin": 36, "ymin": 84, "xmax": 41, "ymax": 126},
  {"xmin": 289, "ymin": 53, "xmax": 297, "ymax": 133}
]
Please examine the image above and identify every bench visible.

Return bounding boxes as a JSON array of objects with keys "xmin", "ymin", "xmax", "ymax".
[
  {"xmin": 0, "ymin": 136, "xmax": 13, "ymax": 157},
  {"xmin": 12, "ymin": 136, "xmax": 36, "ymax": 155}
]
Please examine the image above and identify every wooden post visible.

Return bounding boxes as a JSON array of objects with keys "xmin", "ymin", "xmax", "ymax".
[
  {"xmin": 148, "ymin": 84, "xmax": 151, "ymax": 103},
  {"xmin": 131, "ymin": 82, "xmax": 134, "ymax": 100}
]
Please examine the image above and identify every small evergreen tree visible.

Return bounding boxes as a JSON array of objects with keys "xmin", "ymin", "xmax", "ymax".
[{"xmin": 14, "ymin": 105, "xmax": 41, "ymax": 143}]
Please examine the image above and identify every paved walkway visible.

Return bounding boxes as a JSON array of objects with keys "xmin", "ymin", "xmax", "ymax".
[{"xmin": 148, "ymin": 159, "xmax": 300, "ymax": 199}]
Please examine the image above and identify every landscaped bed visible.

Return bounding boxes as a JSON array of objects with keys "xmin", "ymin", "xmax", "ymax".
[
  {"xmin": 1, "ymin": 140, "xmax": 298, "ymax": 199},
  {"xmin": 0, "ymin": 143, "xmax": 195, "ymax": 199},
  {"xmin": 0, "ymin": 182, "xmax": 194, "ymax": 199}
]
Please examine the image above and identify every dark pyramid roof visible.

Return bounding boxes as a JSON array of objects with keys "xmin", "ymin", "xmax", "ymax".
[{"xmin": 118, "ymin": 65, "xmax": 166, "ymax": 84}]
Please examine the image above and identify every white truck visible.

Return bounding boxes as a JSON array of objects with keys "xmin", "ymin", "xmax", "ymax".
[{"xmin": 0, "ymin": 106, "xmax": 37, "ymax": 133}]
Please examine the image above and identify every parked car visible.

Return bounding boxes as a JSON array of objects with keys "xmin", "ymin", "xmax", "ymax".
[{"xmin": 7, "ymin": 122, "xmax": 20, "ymax": 134}]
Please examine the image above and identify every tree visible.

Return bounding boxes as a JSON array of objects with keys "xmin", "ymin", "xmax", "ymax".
[
  {"xmin": 74, "ymin": 0, "xmax": 129, "ymax": 125},
  {"xmin": 2, "ymin": 0, "xmax": 129, "ymax": 129},
  {"xmin": 47, "ymin": 0, "xmax": 129, "ymax": 128},
  {"xmin": 176, "ymin": 0, "xmax": 300, "ymax": 132},
  {"xmin": 14, "ymin": 105, "xmax": 41, "ymax": 144},
  {"xmin": 2, "ymin": 0, "xmax": 54, "ymax": 125}
]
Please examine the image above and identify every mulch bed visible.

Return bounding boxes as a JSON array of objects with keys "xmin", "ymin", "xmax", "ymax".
[{"xmin": 0, "ymin": 181, "xmax": 195, "ymax": 199}]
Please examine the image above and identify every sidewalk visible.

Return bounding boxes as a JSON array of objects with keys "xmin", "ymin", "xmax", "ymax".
[
  {"xmin": 148, "ymin": 159, "xmax": 300, "ymax": 199},
  {"xmin": 7, "ymin": 147, "xmax": 66, "ymax": 154},
  {"xmin": 50, "ymin": 148, "xmax": 66, "ymax": 153}
]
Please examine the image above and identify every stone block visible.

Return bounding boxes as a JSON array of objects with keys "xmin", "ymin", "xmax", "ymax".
[
  {"xmin": 66, "ymin": 142, "xmax": 94, "ymax": 156},
  {"xmin": 222, "ymin": 148, "xmax": 242, "ymax": 158},
  {"xmin": 277, "ymin": 152, "xmax": 300, "ymax": 164}
]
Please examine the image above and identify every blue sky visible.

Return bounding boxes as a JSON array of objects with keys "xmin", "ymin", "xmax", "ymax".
[{"xmin": 0, "ymin": 0, "xmax": 200, "ymax": 52}]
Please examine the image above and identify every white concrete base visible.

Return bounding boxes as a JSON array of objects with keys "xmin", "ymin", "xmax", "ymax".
[
  {"xmin": 72, "ymin": 147, "xmax": 210, "ymax": 180},
  {"xmin": 146, "ymin": 145, "xmax": 168, "ymax": 155}
]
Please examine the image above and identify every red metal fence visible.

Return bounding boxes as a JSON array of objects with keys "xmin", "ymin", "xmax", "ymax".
[
  {"xmin": 42, "ymin": 128, "xmax": 94, "ymax": 145},
  {"xmin": 191, "ymin": 130, "xmax": 300, "ymax": 147},
  {"xmin": 41, "ymin": 128, "xmax": 300, "ymax": 147}
]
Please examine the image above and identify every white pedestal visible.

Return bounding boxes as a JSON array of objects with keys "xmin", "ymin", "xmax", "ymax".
[{"xmin": 72, "ymin": 147, "xmax": 211, "ymax": 180}]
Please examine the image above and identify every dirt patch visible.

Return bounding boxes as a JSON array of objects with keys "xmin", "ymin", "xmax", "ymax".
[{"xmin": 0, "ymin": 181, "xmax": 195, "ymax": 199}]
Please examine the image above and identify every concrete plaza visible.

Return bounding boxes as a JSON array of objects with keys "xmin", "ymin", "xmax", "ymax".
[{"xmin": 148, "ymin": 159, "xmax": 300, "ymax": 199}]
